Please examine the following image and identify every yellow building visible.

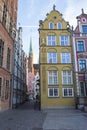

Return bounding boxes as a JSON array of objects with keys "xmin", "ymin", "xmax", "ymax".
[{"xmin": 39, "ymin": 5, "xmax": 75, "ymax": 109}]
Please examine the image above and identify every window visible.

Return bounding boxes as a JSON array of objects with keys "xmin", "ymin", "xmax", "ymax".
[
  {"xmin": 2, "ymin": 4, "xmax": 7, "ymax": 27},
  {"xmin": 82, "ymin": 18, "xmax": 86, "ymax": 23},
  {"xmin": 48, "ymin": 88, "xmax": 59, "ymax": 97},
  {"xmin": 48, "ymin": 52, "xmax": 57, "ymax": 63},
  {"xmin": 77, "ymin": 41, "xmax": 84, "ymax": 52},
  {"xmin": 62, "ymin": 71, "xmax": 72, "ymax": 85},
  {"xmin": 47, "ymin": 36, "xmax": 56, "ymax": 46},
  {"xmin": 0, "ymin": 39, "xmax": 4, "ymax": 66},
  {"xmin": 79, "ymin": 60, "xmax": 86, "ymax": 71},
  {"xmin": 61, "ymin": 53, "xmax": 71, "ymax": 63},
  {"xmin": 7, "ymin": 48, "xmax": 11, "ymax": 71},
  {"xmin": 48, "ymin": 71, "xmax": 58, "ymax": 85},
  {"xmin": 0, "ymin": 78, "xmax": 2, "ymax": 96},
  {"xmin": 60, "ymin": 36, "xmax": 69, "ymax": 46},
  {"xmin": 58, "ymin": 22, "xmax": 62, "ymax": 29},
  {"xmin": 80, "ymin": 82, "xmax": 87, "ymax": 96},
  {"xmin": 9, "ymin": 17, "xmax": 13, "ymax": 35},
  {"xmin": 5, "ymin": 80, "xmax": 9, "ymax": 99},
  {"xmin": 85, "ymin": 82, "xmax": 87, "ymax": 96},
  {"xmin": 80, "ymin": 82, "xmax": 85, "ymax": 96},
  {"xmin": 49, "ymin": 22, "xmax": 54, "ymax": 29},
  {"xmin": 63, "ymin": 88, "xmax": 73, "ymax": 97},
  {"xmin": 82, "ymin": 25, "xmax": 87, "ymax": 33}
]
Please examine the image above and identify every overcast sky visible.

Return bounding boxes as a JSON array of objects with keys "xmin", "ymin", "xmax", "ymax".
[{"xmin": 17, "ymin": 0, "xmax": 87, "ymax": 63}]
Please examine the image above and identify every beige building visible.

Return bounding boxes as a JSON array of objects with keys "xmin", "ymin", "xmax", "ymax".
[{"xmin": 39, "ymin": 5, "xmax": 75, "ymax": 109}]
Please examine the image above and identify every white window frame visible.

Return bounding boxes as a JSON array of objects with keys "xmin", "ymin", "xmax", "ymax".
[
  {"xmin": 60, "ymin": 35, "xmax": 69, "ymax": 46},
  {"xmin": 62, "ymin": 88, "xmax": 74, "ymax": 97},
  {"xmin": 48, "ymin": 70, "xmax": 58, "ymax": 85},
  {"xmin": 47, "ymin": 35, "xmax": 56, "ymax": 46},
  {"xmin": 61, "ymin": 53, "xmax": 71, "ymax": 63},
  {"xmin": 49, "ymin": 22, "xmax": 54, "ymax": 29},
  {"xmin": 48, "ymin": 88, "xmax": 59, "ymax": 97},
  {"xmin": 62, "ymin": 71, "xmax": 72, "ymax": 85},
  {"xmin": 47, "ymin": 52, "xmax": 57, "ymax": 63}
]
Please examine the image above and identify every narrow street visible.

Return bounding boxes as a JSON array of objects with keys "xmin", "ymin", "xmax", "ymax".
[
  {"xmin": 0, "ymin": 102, "xmax": 87, "ymax": 130},
  {"xmin": 0, "ymin": 101, "xmax": 46, "ymax": 130}
]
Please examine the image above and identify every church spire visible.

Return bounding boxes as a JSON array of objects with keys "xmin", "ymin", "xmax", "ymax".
[{"xmin": 29, "ymin": 37, "xmax": 33, "ymax": 58}]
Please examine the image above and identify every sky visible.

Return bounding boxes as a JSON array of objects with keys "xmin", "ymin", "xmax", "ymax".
[{"xmin": 17, "ymin": 0, "xmax": 87, "ymax": 63}]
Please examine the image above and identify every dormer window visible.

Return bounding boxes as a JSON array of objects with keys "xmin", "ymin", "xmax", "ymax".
[
  {"xmin": 58, "ymin": 22, "xmax": 62, "ymax": 29},
  {"xmin": 82, "ymin": 25, "xmax": 87, "ymax": 33},
  {"xmin": 49, "ymin": 22, "xmax": 54, "ymax": 29}
]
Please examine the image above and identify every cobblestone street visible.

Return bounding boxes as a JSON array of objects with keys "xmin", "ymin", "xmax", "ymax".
[
  {"xmin": 0, "ymin": 101, "xmax": 46, "ymax": 130},
  {"xmin": 0, "ymin": 102, "xmax": 87, "ymax": 130}
]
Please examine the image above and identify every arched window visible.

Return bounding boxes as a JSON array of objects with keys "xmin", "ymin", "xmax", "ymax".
[
  {"xmin": 58, "ymin": 22, "xmax": 62, "ymax": 29},
  {"xmin": 49, "ymin": 22, "xmax": 54, "ymax": 29}
]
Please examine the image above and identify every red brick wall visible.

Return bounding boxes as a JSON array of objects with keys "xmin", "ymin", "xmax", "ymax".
[{"xmin": 0, "ymin": 0, "xmax": 18, "ymax": 111}]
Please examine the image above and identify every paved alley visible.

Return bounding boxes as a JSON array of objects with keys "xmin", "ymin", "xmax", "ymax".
[
  {"xmin": 0, "ymin": 102, "xmax": 87, "ymax": 130},
  {"xmin": 0, "ymin": 101, "xmax": 46, "ymax": 130}
]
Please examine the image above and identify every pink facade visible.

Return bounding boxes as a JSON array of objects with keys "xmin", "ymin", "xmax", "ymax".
[
  {"xmin": 73, "ymin": 9, "xmax": 87, "ymax": 97},
  {"xmin": 28, "ymin": 72, "xmax": 35, "ymax": 95}
]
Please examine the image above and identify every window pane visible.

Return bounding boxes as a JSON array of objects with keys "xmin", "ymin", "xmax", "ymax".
[
  {"xmin": 48, "ymin": 52, "xmax": 57, "ymax": 63},
  {"xmin": 47, "ymin": 36, "xmax": 56, "ymax": 46},
  {"xmin": 0, "ymin": 40, "xmax": 4, "ymax": 66},
  {"xmin": 63, "ymin": 88, "xmax": 73, "ymax": 97},
  {"xmin": 79, "ymin": 60, "xmax": 86, "ymax": 71},
  {"xmin": 48, "ymin": 88, "xmax": 58, "ymax": 97},
  {"xmin": 61, "ymin": 53, "xmax": 71, "ymax": 63},
  {"xmin": 58, "ymin": 22, "xmax": 62, "ymax": 29},
  {"xmin": 80, "ymin": 82, "xmax": 85, "ymax": 96},
  {"xmin": 48, "ymin": 71, "xmax": 58, "ymax": 85},
  {"xmin": 49, "ymin": 22, "xmax": 54, "ymax": 29},
  {"xmin": 82, "ymin": 25, "xmax": 87, "ymax": 33},
  {"xmin": 77, "ymin": 41, "xmax": 84, "ymax": 52},
  {"xmin": 49, "ymin": 88, "xmax": 53, "ymax": 96},
  {"xmin": 54, "ymin": 88, "xmax": 58, "ymax": 96},
  {"xmin": 64, "ymin": 89, "xmax": 67, "ymax": 96},
  {"xmin": 60, "ymin": 36, "xmax": 69, "ymax": 46},
  {"xmin": 63, "ymin": 71, "xmax": 72, "ymax": 84}
]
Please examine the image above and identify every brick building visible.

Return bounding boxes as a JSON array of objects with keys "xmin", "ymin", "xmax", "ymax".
[{"xmin": 0, "ymin": 0, "xmax": 18, "ymax": 111}]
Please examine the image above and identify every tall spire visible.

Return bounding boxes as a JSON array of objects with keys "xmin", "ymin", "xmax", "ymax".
[{"xmin": 29, "ymin": 37, "xmax": 33, "ymax": 57}]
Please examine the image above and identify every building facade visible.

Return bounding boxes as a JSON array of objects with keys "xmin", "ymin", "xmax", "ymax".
[
  {"xmin": 12, "ymin": 27, "xmax": 27, "ymax": 108},
  {"xmin": 39, "ymin": 6, "xmax": 75, "ymax": 109},
  {"xmin": 73, "ymin": 9, "xmax": 87, "ymax": 110},
  {"xmin": 0, "ymin": 0, "xmax": 18, "ymax": 111}
]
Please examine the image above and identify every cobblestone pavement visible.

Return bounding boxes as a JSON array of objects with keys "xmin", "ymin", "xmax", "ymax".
[
  {"xmin": 0, "ymin": 102, "xmax": 87, "ymax": 130},
  {"xmin": 0, "ymin": 101, "xmax": 46, "ymax": 130}
]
